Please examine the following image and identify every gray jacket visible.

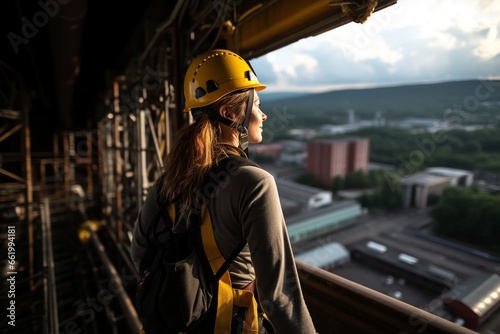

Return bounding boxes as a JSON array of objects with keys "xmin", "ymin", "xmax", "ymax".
[{"xmin": 131, "ymin": 154, "xmax": 316, "ymax": 333}]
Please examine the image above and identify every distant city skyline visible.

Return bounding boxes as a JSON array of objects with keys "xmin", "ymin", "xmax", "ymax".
[{"xmin": 251, "ymin": 0, "xmax": 500, "ymax": 93}]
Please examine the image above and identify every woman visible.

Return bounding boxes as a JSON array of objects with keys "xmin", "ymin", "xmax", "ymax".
[{"xmin": 131, "ymin": 49, "xmax": 317, "ymax": 334}]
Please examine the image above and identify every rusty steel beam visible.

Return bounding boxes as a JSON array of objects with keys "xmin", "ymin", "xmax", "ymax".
[
  {"xmin": 236, "ymin": 0, "xmax": 398, "ymax": 59},
  {"xmin": 85, "ymin": 226, "xmax": 143, "ymax": 333}
]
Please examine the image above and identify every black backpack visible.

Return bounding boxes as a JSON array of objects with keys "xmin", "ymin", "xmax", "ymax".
[{"xmin": 135, "ymin": 155, "xmax": 261, "ymax": 333}]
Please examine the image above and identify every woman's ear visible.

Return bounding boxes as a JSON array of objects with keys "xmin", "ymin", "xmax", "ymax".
[{"xmin": 218, "ymin": 104, "xmax": 234, "ymax": 121}]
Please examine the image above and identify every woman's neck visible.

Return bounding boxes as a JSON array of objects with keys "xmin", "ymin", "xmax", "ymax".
[
  {"xmin": 222, "ymin": 144, "xmax": 247, "ymax": 158},
  {"xmin": 218, "ymin": 123, "xmax": 240, "ymax": 146}
]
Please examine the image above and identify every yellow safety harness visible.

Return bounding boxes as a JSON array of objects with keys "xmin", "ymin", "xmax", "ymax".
[{"xmin": 166, "ymin": 194, "xmax": 260, "ymax": 333}]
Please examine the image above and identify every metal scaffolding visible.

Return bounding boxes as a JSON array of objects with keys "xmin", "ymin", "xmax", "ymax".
[{"xmin": 97, "ymin": 76, "xmax": 175, "ymax": 245}]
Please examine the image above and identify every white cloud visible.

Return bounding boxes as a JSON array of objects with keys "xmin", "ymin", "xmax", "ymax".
[
  {"xmin": 252, "ymin": 0, "xmax": 500, "ymax": 92},
  {"xmin": 283, "ymin": 54, "xmax": 317, "ymax": 78},
  {"xmin": 473, "ymin": 24, "xmax": 500, "ymax": 60},
  {"xmin": 350, "ymin": 37, "xmax": 403, "ymax": 65}
]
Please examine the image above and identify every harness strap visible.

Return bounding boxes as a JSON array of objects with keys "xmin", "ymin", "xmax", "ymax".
[
  {"xmin": 233, "ymin": 288, "xmax": 259, "ymax": 333},
  {"xmin": 215, "ymin": 271, "xmax": 234, "ymax": 333},
  {"xmin": 200, "ymin": 205, "xmax": 260, "ymax": 333}
]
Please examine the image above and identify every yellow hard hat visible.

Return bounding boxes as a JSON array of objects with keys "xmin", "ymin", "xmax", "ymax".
[{"xmin": 183, "ymin": 49, "xmax": 266, "ymax": 112}]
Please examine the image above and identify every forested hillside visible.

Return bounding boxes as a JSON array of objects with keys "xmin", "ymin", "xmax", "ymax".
[
  {"xmin": 342, "ymin": 127, "xmax": 500, "ymax": 172},
  {"xmin": 261, "ymin": 79, "xmax": 500, "ymax": 131}
]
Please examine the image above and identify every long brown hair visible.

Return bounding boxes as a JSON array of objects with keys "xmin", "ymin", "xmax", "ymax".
[{"xmin": 161, "ymin": 90, "xmax": 250, "ymax": 211}]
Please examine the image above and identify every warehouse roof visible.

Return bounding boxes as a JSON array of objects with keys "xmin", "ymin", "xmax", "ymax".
[{"xmin": 295, "ymin": 242, "xmax": 350, "ymax": 269}]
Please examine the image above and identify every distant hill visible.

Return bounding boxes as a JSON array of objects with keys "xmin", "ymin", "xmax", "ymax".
[
  {"xmin": 260, "ymin": 79, "xmax": 500, "ymax": 126},
  {"xmin": 258, "ymin": 91, "xmax": 309, "ymax": 101}
]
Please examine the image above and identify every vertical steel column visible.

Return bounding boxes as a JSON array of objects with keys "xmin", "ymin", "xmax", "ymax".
[
  {"xmin": 164, "ymin": 84, "xmax": 170, "ymax": 156},
  {"xmin": 63, "ymin": 135, "xmax": 71, "ymax": 207},
  {"xmin": 123, "ymin": 113, "xmax": 131, "ymax": 181},
  {"xmin": 122, "ymin": 110, "xmax": 132, "ymax": 232},
  {"xmin": 97, "ymin": 121, "xmax": 105, "ymax": 195},
  {"xmin": 98, "ymin": 118, "xmax": 111, "ymax": 219},
  {"xmin": 145, "ymin": 108, "xmax": 163, "ymax": 169},
  {"xmin": 41, "ymin": 197, "xmax": 59, "ymax": 334},
  {"xmin": 69, "ymin": 132, "xmax": 76, "ymax": 184},
  {"xmin": 104, "ymin": 118, "xmax": 115, "ymax": 217},
  {"xmin": 85, "ymin": 131, "xmax": 94, "ymax": 199},
  {"xmin": 53, "ymin": 134, "xmax": 59, "ymax": 189},
  {"xmin": 164, "ymin": 81, "xmax": 174, "ymax": 156},
  {"xmin": 22, "ymin": 104, "xmax": 34, "ymax": 288},
  {"xmin": 114, "ymin": 114, "xmax": 123, "ymax": 242},
  {"xmin": 112, "ymin": 81, "xmax": 124, "ymax": 242},
  {"xmin": 138, "ymin": 108, "xmax": 148, "ymax": 203}
]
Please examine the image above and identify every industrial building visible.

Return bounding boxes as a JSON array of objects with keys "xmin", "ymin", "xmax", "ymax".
[
  {"xmin": 350, "ymin": 239, "xmax": 460, "ymax": 293},
  {"xmin": 401, "ymin": 167, "xmax": 476, "ymax": 209},
  {"xmin": 425, "ymin": 167, "xmax": 474, "ymax": 187},
  {"xmin": 400, "ymin": 172, "xmax": 452, "ymax": 209},
  {"xmin": 295, "ymin": 242, "xmax": 351, "ymax": 270},
  {"xmin": 474, "ymin": 170, "xmax": 500, "ymax": 193},
  {"xmin": 279, "ymin": 140, "xmax": 308, "ymax": 165},
  {"xmin": 276, "ymin": 178, "xmax": 332, "ymax": 210},
  {"xmin": 286, "ymin": 200, "xmax": 362, "ymax": 242},
  {"xmin": 443, "ymin": 274, "xmax": 500, "ymax": 330},
  {"xmin": 307, "ymin": 138, "xmax": 370, "ymax": 186}
]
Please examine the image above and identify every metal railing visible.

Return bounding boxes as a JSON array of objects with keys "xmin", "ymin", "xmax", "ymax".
[{"xmin": 296, "ymin": 260, "xmax": 478, "ymax": 334}]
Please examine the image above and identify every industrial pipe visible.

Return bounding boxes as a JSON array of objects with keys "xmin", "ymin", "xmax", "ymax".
[{"xmin": 82, "ymin": 223, "xmax": 142, "ymax": 333}]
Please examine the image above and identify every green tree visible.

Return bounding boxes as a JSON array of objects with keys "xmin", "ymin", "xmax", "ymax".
[
  {"xmin": 379, "ymin": 174, "xmax": 404, "ymax": 209},
  {"xmin": 368, "ymin": 169, "xmax": 384, "ymax": 187},
  {"xmin": 296, "ymin": 173, "xmax": 327, "ymax": 189},
  {"xmin": 464, "ymin": 140, "xmax": 482, "ymax": 153},
  {"xmin": 331, "ymin": 175, "xmax": 344, "ymax": 192},
  {"xmin": 344, "ymin": 170, "xmax": 370, "ymax": 189},
  {"xmin": 358, "ymin": 171, "xmax": 403, "ymax": 210},
  {"xmin": 430, "ymin": 187, "xmax": 500, "ymax": 253}
]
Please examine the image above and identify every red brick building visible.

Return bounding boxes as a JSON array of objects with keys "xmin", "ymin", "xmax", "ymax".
[
  {"xmin": 348, "ymin": 138, "xmax": 370, "ymax": 173},
  {"xmin": 307, "ymin": 138, "xmax": 369, "ymax": 186}
]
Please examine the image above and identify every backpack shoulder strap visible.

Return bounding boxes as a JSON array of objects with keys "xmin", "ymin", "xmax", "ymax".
[
  {"xmin": 199, "ymin": 202, "xmax": 245, "ymax": 280},
  {"xmin": 200, "ymin": 155, "xmax": 261, "ymax": 333},
  {"xmin": 199, "ymin": 155, "xmax": 251, "ymax": 277},
  {"xmin": 201, "ymin": 154, "xmax": 259, "ymax": 277}
]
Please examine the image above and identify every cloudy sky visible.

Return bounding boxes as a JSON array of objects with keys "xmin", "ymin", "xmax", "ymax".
[{"xmin": 251, "ymin": 0, "xmax": 500, "ymax": 93}]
